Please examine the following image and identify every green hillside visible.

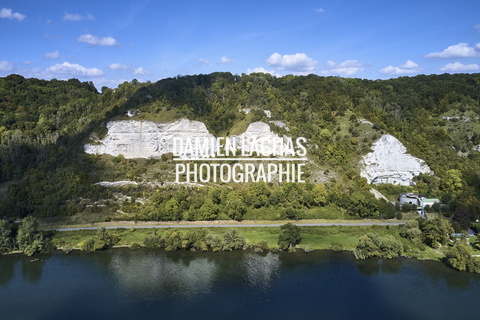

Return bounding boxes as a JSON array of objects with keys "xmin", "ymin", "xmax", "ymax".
[{"xmin": 0, "ymin": 72, "xmax": 479, "ymax": 231}]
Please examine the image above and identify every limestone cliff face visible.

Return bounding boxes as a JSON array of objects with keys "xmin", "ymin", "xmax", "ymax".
[
  {"xmin": 84, "ymin": 119, "xmax": 289, "ymax": 159},
  {"xmin": 84, "ymin": 119, "xmax": 215, "ymax": 159},
  {"xmin": 360, "ymin": 134, "xmax": 431, "ymax": 186},
  {"xmin": 231, "ymin": 121, "xmax": 290, "ymax": 156}
]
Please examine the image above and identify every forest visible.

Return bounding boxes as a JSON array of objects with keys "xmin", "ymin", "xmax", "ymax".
[{"xmin": 0, "ymin": 72, "xmax": 479, "ymax": 233}]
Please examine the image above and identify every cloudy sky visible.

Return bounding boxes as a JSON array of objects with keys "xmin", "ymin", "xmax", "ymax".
[{"xmin": 1, "ymin": 0, "xmax": 479, "ymax": 88}]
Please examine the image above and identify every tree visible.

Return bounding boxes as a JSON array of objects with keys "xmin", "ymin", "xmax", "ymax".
[
  {"xmin": 354, "ymin": 233, "xmax": 382, "ymax": 259},
  {"xmin": 354, "ymin": 233, "xmax": 403, "ymax": 259},
  {"xmin": 17, "ymin": 216, "xmax": 54, "ymax": 256},
  {"xmin": 222, "ymin": 229, "xmax": 245, "ymax": 251},
  {"xmin": 378, "ymin": 199, "xmax": 396, "ymax": 219},
  {"xmin": 199, "ymin": 198, "xmax": 219, "ymax": 220},
  {"xmin": 161, "ymin": 229, "xmax": 182, "ymax": 251},
  {"xmin": 445, "ymin": 242, "xmax": 480, "ymax": 273},
  {"xmin": 165, "ymin": 198, "xmax": 181, "ymax": 221},
  {"xmin": 278, "ymin": 223, "xmax": 301, "ymax": 250},
  {"xmin": 400, "ymin": 220, "xmax": 424, "ymax": 245},
  {"xmin": 205, "ymin": 232, "xmax": 223, "ymax": 251},
  {"xmin": 0, "ymin": 220, "xmax": 13, "ymax": 253},
  {"xmin": 93, "ymin": 227, "xmax": 118, "ymax": 250},
  {"xmin": 312, "ymin": 183, "xmax": 328, "ymax": 206},
  {"xmin": 225, "ymin": 191, "xmax": 246, "ymax": 221},
  {"xmin": 143, "ymin": 230, "xmax": 162, "ymax": 248},
  {"xmin": 418, "ymin": 217, "xmax": 454, "ymax": 248},
  {"xmin": 16, "ymin": 216, "xmax": 39, "ymax": 251},
  {"xmin": 440, "ymin": 169, "xmax": 463, "ymax": 199}
]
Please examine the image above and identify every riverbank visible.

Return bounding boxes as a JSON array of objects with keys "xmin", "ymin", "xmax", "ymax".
[{"xmin": 47, "ymin": 223, "xmax": 444, "ymax": 262}]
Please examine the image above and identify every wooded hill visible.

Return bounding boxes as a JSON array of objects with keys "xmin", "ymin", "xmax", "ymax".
[{"xmin": 0, "ymin": 72, "xmax": 479, "ymax": 231}]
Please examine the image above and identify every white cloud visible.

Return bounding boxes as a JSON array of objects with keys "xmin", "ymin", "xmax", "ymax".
[
  {"xmin": 425, "ymin": 42, "xmax": 479, "ymax": 58},
  {"xmin": 45, "ymin": 51, "xmax": 60, "ymax": 60},
  {"xmin": 46, "ymin": 62, "xmax": 104, "ymax": 78},
  {"xmin": 109, "ymin": 63, "xmax": 150, "ymax": 76},
  {"xmin": 0, "ymin": 61, "xmax": 15, "ymax": 71},
  {"xmin": 220, "ymin": 56, "xmax": 235, "ymax": 64},
  {"xmin": 400, "ymin": 60, "xmax": 419, "ymax": 69},
  {"xmin": 133, "ymin": 67, "xmax": 151, "ymax": 75},
  {"xmin": 314, "ymin": 8, "xmax": 325, "ymax": 13},
  {"xmin": 63, "ymin": 12, "xmax": 95, "ymax": 21},
  {"xmin": 266, "ymin": 52, "xmax": 317, "ymax": 72},
  {"xmin": 197, "ymin": 58, "xmax": 209, "ymax": 65},
  {"xmin": 77, "ymin": 34, "xmax": 118, "ymax": 46},
  {"xmin": 109, "ymin": 63, "xmax": 130, "ymax": 71},
  {"xmin": 0, "ymin": 8, "xmax": 26, "ymax": 21},
  {"xmin": 321, "ymin": 60, "xmax": 365, "ymax": 76},
  {"xmin": 380, "ymin": 60, "xmax": 420, "ymax": 75},
  {"xmin": 440, "ymin": 62, "xmax": 479, "ymax": 72},
  {"xmin": 475, "ymin": 24, "xmax": 480, "ymax": 30},
  {"xmin": 247, "ymin": 67, "xmax": 281, "ymax": 77}
]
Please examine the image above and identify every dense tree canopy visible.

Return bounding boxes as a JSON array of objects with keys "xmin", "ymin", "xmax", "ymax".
[{"xmin": 0, "ymin": 72, "xmax": 479, "ymax": 228}]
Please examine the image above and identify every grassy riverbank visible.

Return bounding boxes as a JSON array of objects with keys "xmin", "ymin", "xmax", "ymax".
[{"xmin": 49, "ymin": 224, "xmax": 445, "ymax": 261}]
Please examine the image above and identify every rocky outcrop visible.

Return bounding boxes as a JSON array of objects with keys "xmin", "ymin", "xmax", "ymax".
[
  {"xmin": 231, "ymin": 121, "xmax": 291, "ymax": 156},
  {"xmin": 84, "ymin": 119, "xmax": 293, "ymax": 159},
  {"xmin": 270, "ymin": 120, "xmax": 290, "ymax": 131},
  {"xmin": 360, "ymin": 134, "xmax": 431, "ymax": 186},
  {"xmin": 84, "ymin": 119, "xmax": 215, "ymax": 159}
]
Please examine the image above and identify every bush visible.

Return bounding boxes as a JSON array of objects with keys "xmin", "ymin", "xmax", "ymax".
[
  {"xmin": 278, "ymin": 223, "xmax": 301, "ymax": 250},
  {"xmin": 445, "ymin": 242, "xmax": 480, "ymax": 273},
  {"xmin": 354, "ymin": 233, "xmax": 403, "ymax": 259},
  {"xmin": 205, "ymin": 232, "xmax": 223, "ymax": 251},
  {"xmin": 222, "ymin": 229, "xmax": 245, "ymax": 251},
  {"xmin": 143, "ymin": 230, "xmax": 162, "ymax": 248},
  {"xmin": 130, "ymin": 243, "xmax": 142, "ymax": 250},
  {"xmin": 253, "ymin": 241, "xmax": 269, "ymax": 252}
]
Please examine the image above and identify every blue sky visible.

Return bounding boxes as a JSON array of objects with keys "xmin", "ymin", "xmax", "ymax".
[{"xmin": 1, "ymin": 0, "xmax": 480, "ymax": 89}]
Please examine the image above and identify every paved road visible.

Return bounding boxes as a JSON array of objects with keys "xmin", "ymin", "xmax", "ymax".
[{"xmin": 49, "ymin": 222, "xmax": 405, "ymax": 232}]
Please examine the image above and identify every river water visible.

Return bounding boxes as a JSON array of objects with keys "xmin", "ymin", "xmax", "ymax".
[{"xmin": 1, "ymin": 249, "xmax": 478, "ymax": 319}]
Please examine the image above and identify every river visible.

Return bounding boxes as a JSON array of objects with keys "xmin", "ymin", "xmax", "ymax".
[{"xmin": 1, "ymin": 249, "xmax": 479, "ymax": 319}]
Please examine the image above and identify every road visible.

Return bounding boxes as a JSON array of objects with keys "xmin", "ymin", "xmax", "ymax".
[{"xmin": 49, "ymin": 221, "xmax": 405, "ymax": 232}]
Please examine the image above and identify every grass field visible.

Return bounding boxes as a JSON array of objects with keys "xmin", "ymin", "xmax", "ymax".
[
  {"xmin": 50, "ymin": 224, "xmax": 398, "ymax": 251},
  {"xmin": 48, "ymin": 222, "xmax": 452, "ymax": 263}
]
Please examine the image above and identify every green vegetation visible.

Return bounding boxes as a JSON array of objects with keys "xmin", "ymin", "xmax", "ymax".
[
  {"xmin": 1, "ymin": 73, "xmax": 479, "ymax": 229},
  {"xmin": 278, "ymin": 223, "xmax": 301, "ymax": 251},
  {"xmin": 445, "ymin": 242, "xmax": 480, "ymax": 273},
  {"xmin": 0, "ymin": 72, "xmax": 480, "ymax": 272},
  {"xmin": 351, "ymin": 217, "xmax": 480, "ymax": 273},
  {"xmin": 1, "ymin": 215, "xmax": 478, "ymax": 273},
  {"xmin": 354, "ymin": 233, "xmax": 403, "ymax": 259},
  {"xmin": 0, "ymin": 216, "xmax": 55, "ymax": 256}
]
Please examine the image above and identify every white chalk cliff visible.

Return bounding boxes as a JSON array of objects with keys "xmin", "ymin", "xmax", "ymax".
[
  {"xmin": 84, "ymin": 119, "xmax": 215, "ymax": 159},
  {"xmin": 231, "ymin": 121, "xmax": 291, "ymax": 156},
  {"xmin": 84, "ymin": 119, "xmax": 291, "ymax": 159},
  {"xmin": 360, "ymin": 134, "xmax": 431, "ymax": 186}
]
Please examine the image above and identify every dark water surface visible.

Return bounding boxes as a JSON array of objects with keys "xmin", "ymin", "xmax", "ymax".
[{"xmin": 1, "ymin": 249, "xmax": 478, "ymax": 320}]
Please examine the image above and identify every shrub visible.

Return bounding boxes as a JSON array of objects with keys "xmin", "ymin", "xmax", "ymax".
[
  {"xmin": 278, "ymin": 223, "xmax": 301, "ymax": 250},
  {"xmin": 445, "ymin": 242, "xmax": 480, "ymax": 273},
  {"xmin": 354, "ymin": 233, "xmax": 403, "ymax": 259},
  {"xmin": 222, "ymin": 229, "xmax": 245, "ymax": 251}
]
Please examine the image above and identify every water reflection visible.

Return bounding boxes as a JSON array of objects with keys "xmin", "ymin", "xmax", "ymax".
[
  {"xmin": 107, "ymin": 251, "xmax": 218, "ymax": 300},
  {"xmin": 356, "ymin": 258, "xmax": 381, "ymax": 277},
  {"xmin": 242, "ymin": 252, "xmax": 280, "ymax": 289},
  {"xmin": 0, "ymin": 250, "xmax": 480, "ymax": 319},
  {"xmin": 21, "ymin": 256, "xmax": 47, "ymax": 284},
  {"xmin": 0, "ymin": 257, "xmax": 15, "ymax": 285},
  {"xmin": 418, "ymin": 259, "xmax": 475, "ymax": 289}
]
